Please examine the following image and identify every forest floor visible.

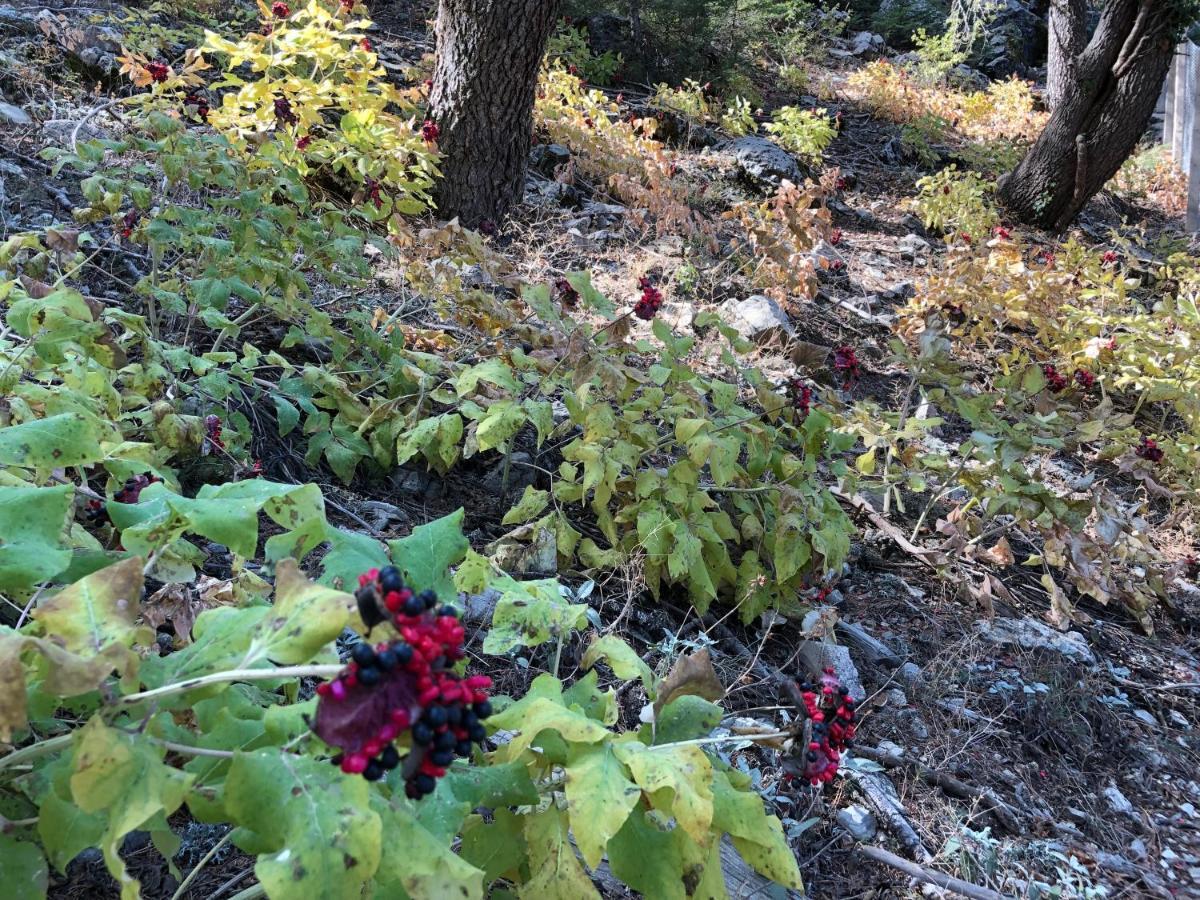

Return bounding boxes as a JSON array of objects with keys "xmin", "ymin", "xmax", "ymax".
[{"xmin": 3, "ymin": 1, "xmax": 1200, "ymax": 898}]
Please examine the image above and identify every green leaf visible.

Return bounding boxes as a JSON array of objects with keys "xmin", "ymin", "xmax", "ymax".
[
  {"xmin": 0, "ymin": 484, "xmax": 73, "ymax": 595},
  {"xmin": 711, "ymin": 770, "xmax": 803, "ymax": 890},
  {"xmin": 608, "ymin": 801, "xmax": 709, "ymax": 900},
  {"xmin": 0, "ymin": 414, "xmax": 103, "ymax": 469},
  {"xmin": 566, "ymin": 271, "xmax": 615, "ymax": 316},
  {"xmin": 457, "ymin": 359, "xmax": 520, "ymax": 396},
  {"xmin": 565, "ymin": 744, "xmax": 641, "ymax": 868},
  {"xmin": 272, "ymin": 395, "xmax": 301, "ymax": 437},
  {"xmin": 37, "ymin": 755, "xmax": 105, "ymax": 872},
  {"xmin": 476, "ymin": 400, "xmax": 527, "ymax": 452},
  {"xmin": 368, "ymin": 794, "xmax": 483, "ymax": 900},
  {"xmin": 654, "ymin": 695, "xmax": 723, "ymax": 744},
  {"xmin": 614, "ymin": 742, "xmax": 714, "ymax": 846},
  {"xmin": 33, "ymin": 556, "xmax": 146, "ymax": 658},
  {"xmin": 0, "ymin": 834, "xmax": 48, "ymax": 900},
  {"xmin": 488, "ymin": 697, "xmax": 610, "ymax": 760},
  {"xmin": 319, "ymin": 526, "xmax": 388, "ymax": 591},
  {"xmin": 225, "ymin": 750, "xmax": 381, "ymax": 900},
  {"xmin": 461, "ymin": 809, "xmax": 526, "ymax": 885},
  {"xmin": 502, "ymin": 486, "xmax": 550, "ymax": 526},
  {"xmin": 137, "ymin": 606, "xmax": 267, "ymax": 692},
  {"xmin": 520, "ymin": 808, "xmax": 601, "ymax": 898},
  {"xmin": 388, "ymin": 509, "xmax": 470, "ymax": 602},
  {"xmin": 445, "ymin": 760, "xmax": 540, "ymax": 809},
  {"xmin": 580, "ymin": 635, "xmax": 654, "ymax": 695},
  {"xmin": 244, "ymin": 559, "xmax": 356, "ymax": 666}
]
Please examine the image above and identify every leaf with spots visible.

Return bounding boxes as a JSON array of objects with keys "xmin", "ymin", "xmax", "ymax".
[
  {"xmin": 33, "ymin": 556, "xmax": 147, "ymax": 659},
  {"xmin": 482, "ymin": 577, "xmax": 588, "ymax": 655},
  {"xmin": 711, "ymin": 769, "xmax": 803, "ymax": 890},
  {"xmin": 564, "ymin": 743, "xmax": 641, "ymax": 869},
  {"xmin": 614, "ymin": 742, "xmax": 715, "ymax": 847},
  {"xmin": 0, "ymin": 413, "xmax": 104, "ymax": 470},
  {"xmin": 224, "ymin": 749, "xmax": 381, "ymax": 900},
  {"xmin": 580, "ymin": 635, "xmax": 655, "ymax": 696},
  {"xmin": 67, "ymin": 718, "xmax": 193, "ymax": 900},
  {"xmin": 243, "ymin": 559, "xmax": 356, "ymax": 666},
  {"xmin": 0, "ymin": 484, "xmax": 73, "ymax": 596},
  {"xmin": 520, "ymin": 807, "xmax": 601, "ymax": 900},
  {"xmin": 607, "ymin": 800, "xmax": 710, "ymax": 900}
]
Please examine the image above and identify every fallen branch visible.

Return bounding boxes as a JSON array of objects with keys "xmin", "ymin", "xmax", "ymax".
[
  {"xmin": 852, "ymin": 744, "xmax": 1023, "ymax": 834},
  {"xmin": 845, "ymin": 767, "xmax": 932, "ymax": 862},
  {"xmin": 831, "ymin": 488, "xmax": 945, "ymax": 569},
  {"xmin": 857, "ymin": 845, "xmax": 1015, "ymax": 900}
]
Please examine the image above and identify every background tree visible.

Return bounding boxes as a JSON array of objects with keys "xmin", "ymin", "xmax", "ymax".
[
  {"xmin": 998, "ymin": 0, "xmax": 1192, "ymax": 230},
  {"xmin": 430, "ymin": 0, "xmax": 563, "ymax": 227}
]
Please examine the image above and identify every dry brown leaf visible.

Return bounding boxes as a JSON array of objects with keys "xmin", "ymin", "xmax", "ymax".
[
  {"xmin": 982, "ymin": 537, "xmax": 1015, "ymax": 567},
  {"xmin": 653, "ymin": 648, "xmax": 725, "ymax": 720},
  {"xmin": 18, "ymin": 274, "xmax": 53, "ymax": 299}
]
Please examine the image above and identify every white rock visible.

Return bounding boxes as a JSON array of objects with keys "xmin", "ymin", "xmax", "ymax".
[
  {"xmin": 1103, "ymin": 784, "xmax": 1136, "ymax": 818},
  {"xmin": 718, "ymin": 294, "xmax": 794, "ymax": 343},
  {"xmin": 0, "ymin": 101, "xmax": 30, "ymax": 125},
  {"xmin": 974, "ymin": 616, "xmax": 1097, "ymax": 665}
]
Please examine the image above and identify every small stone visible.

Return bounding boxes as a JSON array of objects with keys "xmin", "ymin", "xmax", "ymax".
[
  {"xmin": 1134, "ymin": 708, "xmax": 1156, "ymax": 726},
  {"xmin": 897, "ymin": 233, "xmax": 931, "ymax": 261},
  {"xmin": 974, "ymin": 616, "xmax": 1097, "ymax": 665},
  {"xmin": 798, "ymin": 641, "xmax": 865, "ymax": 701},
  {"xmin": 849, "ymin": 31, "xmax": 885, "ymax": 58},
  {"xmin": 724, "ymin": 134, "xmax": 803, "ymax": 188},
  {"xmin": 836, "ymin": 805, "xmax": 877, "ymax": 841},
  {"xmin": 897, "ymin": 662, "xmax": 923, "ymax": 688},
  {"xmin": 0, "ymin": 101, "xmax": 31, "ymax": 125},
  {"xmin": 529, "ymin": 143, "xmax": 570, "ymax": 177},
  {"xmin": 658, "ymin": 301, "xmax": 696, "ymax": 333},
  {"xmin": 886, "ymin": 688, "xmax": 908, "ymax": 707}
]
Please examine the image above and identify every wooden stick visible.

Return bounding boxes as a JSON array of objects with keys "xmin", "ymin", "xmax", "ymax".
[
  {"xmin": 857, "ymin": 845, "xmax": 1015, "ymax": 900},
  {"xmin": 852, "ymin": 744, "xmax": 1023, "ymax": 835}
]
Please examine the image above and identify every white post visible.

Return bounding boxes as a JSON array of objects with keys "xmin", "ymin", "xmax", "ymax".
[
  {"xmin": 1165, "ymin": 49, "xmax": 1177, "ymax": 155},
  {"xmin": 1174, "ymin": 44, "xmax": 1189, "ymax": 159},
  {"xmin": 1183, "ymin": 43, "xmax": 1197, "ymax": 170},
  {"xmin": 1187, "ymin": 43, "xmax": 1200, "ymax": 230}
]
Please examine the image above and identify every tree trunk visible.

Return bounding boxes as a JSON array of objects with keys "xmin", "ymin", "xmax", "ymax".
[
  {"xmin": 430, "ymin": 0, "xmax": 562, "ymax": 227},
  {"xmin": 1045, "ymin": 0, "xmax": 1088, "ymax": 110},
  {"xmin": 997, "ymin": 0, "xmax": 1175, "ymax": 231}
]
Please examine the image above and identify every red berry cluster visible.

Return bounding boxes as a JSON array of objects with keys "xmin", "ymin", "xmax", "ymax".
[
  {"xmin": 634, "ymin": 276, "xmax": 663, "ymax": 320},
  {"xmin": 146, "ymin": 61, "xmax": 169, "ymax": 84},
  {"xmin": 271, "ymin": 1, "xmax": 290, "ymax": 16},
  {"xmin": 274, "ymin": 96, "xmax": 298, "ymax": 126},
  {"xmin": 828, "ymin": 259, "xmax": 846, "ymax": 273},
  {"xmin": 421, "ymin": 120, "xmax": 440, "ymax": 143},
  {"xmin": 296, "ymin": 134, "xmax": 312, "ymax": 150},
  {"xmin": 1135, "ymin": 436, "xmax": 1164, "ymax": 463},
  {"xmin": 1036, "ymin": 250, "xmax": 1056, "ymax": 268},
  {"xmin": 183, "ymin": 93, "xmax": 210, "ymax": 122},
  {"xmin": 1073, "ymin": 368, "xmax": 1095, "ymax": 389},
  {"xmin": 204, "ymin": 415, "xmax": 225, "ymax": 454},
  {"xmin": 1043, "ymin": 364, "xmax": 1068, "ymax": 393},
  {"xmin": 120, "ymin": 209, "xmax": 139, "ymax": 239},
  {"xmin": 993, "ymin": 225, "xmax": 1011, "ymax": 240},
  {"xmin": 554, "ymin": 277, "xmax": 579, "ymax": 309},
  {"xmin": 314, "ymin": 566, "xmax": 492, "ymax": 795},
  {"xmin": 339, "ymin": 0, "xmax": 355, "ymax": 9},
  {"xmin": 835, "ymin": 176, "xmax": 849, "ymax": 191},
  {"xmin": 787, "ymin": 377, "xmax": 813, "ymax": 418},
  {"xmin": 958, "ymin": 231, "xmax": 973, "ymax": 245},
  {"xmin": 829, "ymin": 228, "xmax": 842, "ymax": 246},
  {"xmin": 360, "ymin": 37, "xmax": 372, "ymax": 52},
  {"xmin": 797, "ymin": 667, "xmax": 856, "ymax": 785},
  {"xmin": 832, "ymin": 345, "xmax": 860, "ymax": 389},
  {"xmin": 365, "ymin": 179, "xmax": 384, "ymax": 209},
  {"xmin": 87, "ymin": 473, "xmax": 162, "ymax": 522},
  {"xmin": 1101, "ymin": 250, "xmax": 1119, "ymax": 266}
]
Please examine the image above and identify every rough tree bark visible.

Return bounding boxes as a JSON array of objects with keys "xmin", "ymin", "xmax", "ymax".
[
  {"xmin": 430, "ymin": 0, "xmax": 562, "ymax": 227},
  {"xmin": 1045, "ymin": 0, "xmax": 1088, "ymax": 110},
  {"xmin": 997, "ymin": 0, "xmax": 1177, "ymax": 231}
]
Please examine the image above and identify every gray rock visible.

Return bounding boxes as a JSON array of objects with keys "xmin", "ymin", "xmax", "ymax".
[
  {"xmin": 525, "ymin": 176, "xmax": 578, "ymax": 208},
  {"xmin": 659, "ymin": 300, "xmax": 696, "ymax": 333},
  {"xmin": 897, "ymin": 233, "xmax": 931, "ymax": 261},
  {"xmin": 881, "ymin": 281, "xmax": 915, "ymax": 302},
  {"xmin": 886, "ymin": 688, "xmax": 908, "ymax": 707},
  {"xmin": 897, "ymin": 662, "xmax": 924, "ymax": 688},
  {"xmin": 724, "ymin": 134, "xmax": 803, "ymax": 188},
  {"xmin": 980, "ymin": 0, "xmax": 1040, "ymax": 77},
  {"xmin": 798, "ymin": 641, "xmax": 865, "ymax": 701},
  {"xmin": 948, "ymin": 64, "xmax": 990, "ymax": 91},
  {"xmin": 529, "ymin": 143, "xmax": 570, "ymax": 177},
  {"xmin": 849, "ymin": 31, "xmax": 886, "ymax": 58},
  {"xmin": 0, "ymin": 101, "xmax": 30, "ymax": 125},
  {"xmin": 583, "ymin": 12, "xmax": 633, "ymax": 59},
  {"xmin": 1103, "ymin": 784, "xmax": 1136, "ymax": 819},
  {"xmin": 836, "ymin": 805, "xmax": 877, "ymax": 841},
  {"xmin": 718, "ymin": 294, "xmax": 794, "ymax": 343},
  {"xmin": 482, "ymin": 451, "xmax": 537, "ymax": 496},
  {"xmin": 974, "ymin": 617, "xmax": 1097, "ymax": 665}
]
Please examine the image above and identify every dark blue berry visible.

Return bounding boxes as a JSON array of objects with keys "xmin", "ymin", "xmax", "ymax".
[
  {"xmin": 363, "ymin": 761, "xmax": 384, "ymax": 781},
  {"xmin": 469, "ymin": 723, "xmax": 486, "ymax": 743},
  {"xmin": 473, "ymin": 700, "xmax": 493, "ymax": 719},
  {"xmin": 379, "ymin": 566, "xmax": 403, "ymax": 593},
  {"xmin": 376, "ymin": 648, "xmax": 398, "ymax": 670},
  {"xmin": 424, "ymin": 706, "xmax": 447, "ymax": 728},
  {"xmin": 351, "ymin": 642, "xmax": 376, "ymax": 667},
  {"xmin": 393, "ymin": 643, "xmax": 413, "ymax": 666},
  {"xmin": 411, "ymin": 723, "xmax": 433, "ymax": 745},
  {"xmin": 358, "ymin": 666, "xmax": 381, "ymax": 686},
  {"xmin": 455, "ymin": 740, "xmax": 473, "ymax": 757},
  {"xmin": 403, "ymin": 595, "xmax": 425, "ymax": 617},
  {"xmin": 445, "ymin": 706, "xmax": 463, "ymax": 726},
  {"xmin": 415, "ymin": 774, "xmax": 436, "ymax": 795},
  {"xmin": 380, "ymin": 746, "xmax": 400, "ymax": 769},
  {"xmin": 436, "ymin": 731, "xmax": 457, "ymax": 751},
  {"xmin": 430, "ymin": 749, "xmax": 454, "ymax": 766},
  {"xmin": 419, "ymin": 590, "xmax": 437, "ymax": 609},
  {"xmin": 439, "ymin": 604, "xmax": 458, "ymax": 618}
]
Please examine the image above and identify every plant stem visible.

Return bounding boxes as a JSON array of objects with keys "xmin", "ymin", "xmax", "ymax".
[
  {"xmin": 0, "ymin": 733, "xmax": 72, "ymax": 774},
  {"xmin": 655, "ymin": 730, "xmax": 793, "ymax": 750},
  {"xmin": 111, "ymin": 665, "xmax": 343, "ymax": 709},
  {"xmin": 170, "ymin": 831, "xmax": 234, "ymax": 900}
]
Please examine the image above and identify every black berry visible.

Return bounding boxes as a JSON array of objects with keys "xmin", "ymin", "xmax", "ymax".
[
  {"xmin": 380, "ymin": 746, "xmax": 400, "ymax": 769},
  {"xmin": 351, "ymin": 642, "xmax": 376, "ymax": 667},
  {"xmin": 363, "ymin": 761, "xmax": 384, "ymax": 781}
]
